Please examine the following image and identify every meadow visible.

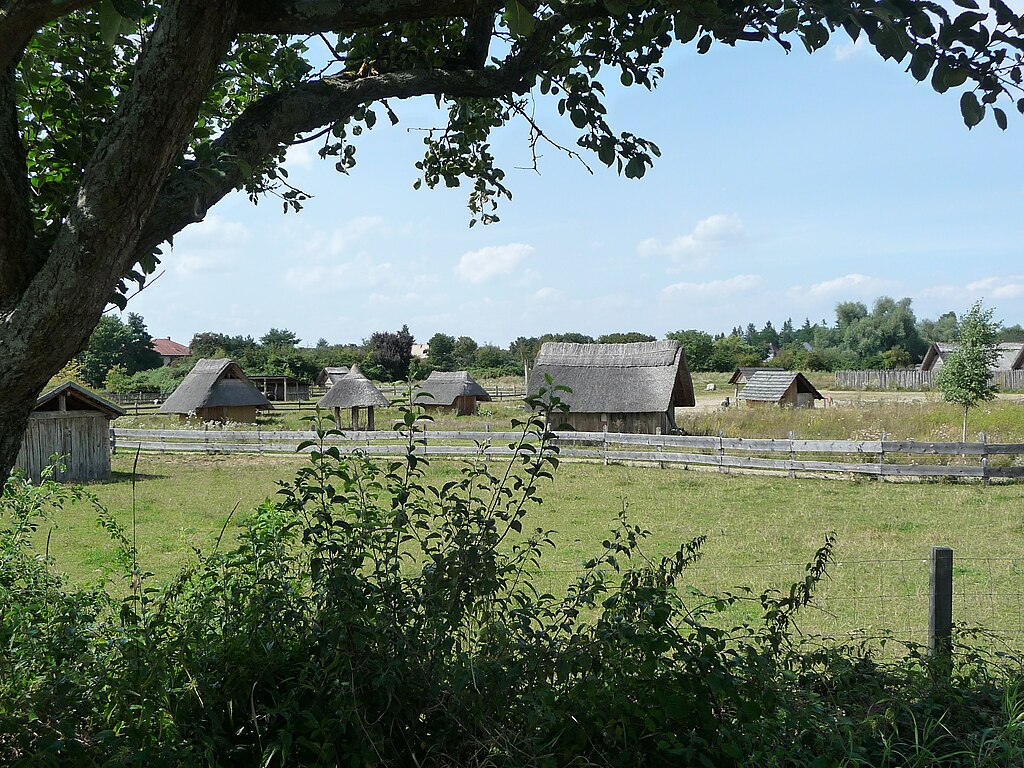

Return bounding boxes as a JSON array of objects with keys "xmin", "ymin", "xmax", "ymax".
[{"xmin": 48, "ymin": 435, "xmax": 1024, "ymax": 651}]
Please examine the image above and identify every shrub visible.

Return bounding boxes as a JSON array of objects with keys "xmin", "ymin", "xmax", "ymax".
[{"xmin": 2, "ymin": 393, "xmax": 1024, "ymax": 766}]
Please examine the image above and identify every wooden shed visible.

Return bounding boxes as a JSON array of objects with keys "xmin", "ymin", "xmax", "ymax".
[
  {"xmin": 413, "ymin": 371, "xmax": 491, "ymax": 416},
  {"xmin": 16, "ymin": 382, "xmax": 125, "ymax": 483},
  {"xmin": 728, "ymin": 367, "xmax": 773, "ymax": 400},
  {"xmin": 738, "ymin": 370, "xmax": 823, "ymax": 408},
  {"xmin": 317, "ymin": 365, "xmax": 389, "ymax": 430},
  {"xmin": 527, "ymin": 340, "xmax": 695, "ymax": 434},
  {"xmin": 315, "ymin": 366, "xmax": 350, "ymax": 389},
  {"xmin": 159, "ymin": 358, "xmax": 272, "ymax": 423},
  {"xmin": 249, "ymin": 374, "xmax": 310, "ymax": 402}
]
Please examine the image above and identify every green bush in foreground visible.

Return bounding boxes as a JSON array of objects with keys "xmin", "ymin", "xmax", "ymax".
[{"xmin": 2, "ymin": 393, "xmax": 1024, "ymax": 766}]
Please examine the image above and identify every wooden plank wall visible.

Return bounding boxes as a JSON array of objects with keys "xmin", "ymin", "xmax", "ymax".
[
  {"xmin": 837, "ymin": 369, "xmax": 1024, "ymax": 391},
  {"xmin": 17, "ymin": 412, "xmax": 112, "ymax": 483}
]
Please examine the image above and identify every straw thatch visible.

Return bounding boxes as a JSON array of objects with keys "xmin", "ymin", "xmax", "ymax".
[
  {"xmin": 738, "ymin": 370, "xmax": 822, "ymax": 407},
  {"xmin": 317, "ymin": 365, "xmax": 389, "ymax": 409},
  {"xmin": 316, "ymin": 366, "xmax": 351, "ymax": 388},
  {"xmin": 159, "ymin": 359, "xmax": 271, "ymax": 421},
  {"xmin": 527, "ymin": 340, "xmax": 694, "ymax": 434},
  {"xmin": 414, "ymin": 371, "xmax": 491, "ymax": 406},
  {"xmin": 921, "ymin": 342, "xmax": 1024, "ymax": 371}
]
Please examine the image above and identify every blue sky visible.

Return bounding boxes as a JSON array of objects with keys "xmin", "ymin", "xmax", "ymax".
[{"xmin": 124, "ymin": 32, "xmax": 1024, "ymax": 348}]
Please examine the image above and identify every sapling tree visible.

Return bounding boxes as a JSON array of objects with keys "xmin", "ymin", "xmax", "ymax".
[{"xmin": 935, "ymin": 301, "xmax": 1000, "ymax": 441}]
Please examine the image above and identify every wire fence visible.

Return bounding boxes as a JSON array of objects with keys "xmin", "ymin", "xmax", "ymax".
[{"xmin": 534, "ymin": 553, "xmax": 1024, "ymax": 655}]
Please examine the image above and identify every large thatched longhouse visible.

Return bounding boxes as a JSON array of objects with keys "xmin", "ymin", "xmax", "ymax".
[{"xmin": 527, "ymin": 340, "xmax": 695, "ymax": 434}]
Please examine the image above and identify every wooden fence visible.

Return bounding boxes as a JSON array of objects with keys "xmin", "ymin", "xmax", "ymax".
[
  {"xmin": 112, "ymin": 428, "xmax": 1024, "ymax": 482},
  {"xmin": 836, "ymin": 369, "xmax": 1024, "ymax": 391}
]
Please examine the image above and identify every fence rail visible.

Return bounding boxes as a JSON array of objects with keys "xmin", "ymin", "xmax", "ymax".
[{"xmin": 112, "ymin": 428, "xmax": 1024, "ymax": 481}]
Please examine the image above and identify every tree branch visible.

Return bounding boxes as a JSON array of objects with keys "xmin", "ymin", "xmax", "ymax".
[
  {"xmin": 0, "ymin": 64, "xmax": 35, "ymax": 311},
  {"xmin": 0, "ymin": 0, "xmax": 97, "ymax": 67},
  {"xmin": 238, "ymin": 0, "xmax": 495, "ymax": 34},
  {"xmin": 3, "ymin": 0, "xmax": 240, "ymax": 393}
]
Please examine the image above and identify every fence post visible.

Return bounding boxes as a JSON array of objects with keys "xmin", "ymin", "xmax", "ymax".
[
  {"xmin": 257, "ymin": 422, "xmax": 262, "ymax": 455},
  {"xmin": 981, "ymin": 432, "xmax": 989, "ymax": 486},
  {"xmin": 602, "ymin": 425, "xmax": 608, "ymax": 466},
  {"xmin": 788, "ymin": 430, "xmax": 795, "ymax": 479},
  {"xmin": 656, "ymin": 426, "xmax": 663, "ymax": 469},
  {"xmin": 928, "ymin": 546, "xmax": 954, "ymax": 666},
  {"xmin": 878, "ymin": 430, "xmax": 886, "ymax": 481},
  {"xmin": 204, "ymin": 422, "xmax": 209, "ymax": 455},
  {"xmin": 110, "ymin": 426, "xmax": 116, "ymax": 456},
  {"xmin": 717, "ymin": 430, "xmax": 725, "ymax": 473}
]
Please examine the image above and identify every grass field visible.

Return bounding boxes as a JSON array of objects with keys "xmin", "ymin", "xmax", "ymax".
[{"xmin": 37, "ymin": 445, "xmax": 1024, "ymax": 652}]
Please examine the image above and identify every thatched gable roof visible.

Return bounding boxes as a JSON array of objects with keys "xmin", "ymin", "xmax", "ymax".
[
  {"xmin": 317, "ymin": 365, "xmax": 389, "ymax": 409},
  {"xmin": 316, "ymin": 366, "xmax": 350, "ymax": 387},
  {"xmin": 35, "ymin": 382, "xmax": 125, "ymax": 419},
  {"xmin": 414, "ymin": 371, "xmax": 491, "ymax": 406},
  {"xmin": 738, "ymin": 371, "xmax": 822, "ymax": 402},
  {"xmin": 528, "ymin": 340, "xmax": 695, "ymax": 412},
  {"xmin": 159, "ymin": 358, "xmax": 271, "ymax": 414},
  {"xmin": 728, "ymin": 367, "xmax": 773, "ymax": 385},
  {"xmin": 922, "ymin": 342, "xmax": 1024, "ymax": 371}
]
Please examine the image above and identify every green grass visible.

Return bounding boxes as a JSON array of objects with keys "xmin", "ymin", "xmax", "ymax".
[{"xmin": 42, "ymin": 449, "xmax": 1024, "ymax": 651}]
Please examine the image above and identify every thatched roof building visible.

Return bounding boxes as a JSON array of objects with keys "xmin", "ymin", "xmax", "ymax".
[
  {"xmin": 738, "ymin": 370, "xmax": 823, "ymax": 408},
  {"xmin": 159, "ymin": 358, "xmax": 271, "ymax": 423},
  {"xmin": 317, "ymin": 365, "xmax": 389, "ymax": 429},
  {"xmin": 316, "ymin": 366, "xmax": 350, "ymax": 389},
  {"xmin": 414, "ymin": 371, "xmax": 491, "ymax": 416},
  {"xmin": 921, "ymin": 342, "xmax": 1024, "ymax": 372},
  {"xmin": 527, "ymin": 340, "xmax": 694, "ymax": 434},
  {"xmin": 16, "ymin": 382, "xmax": 126, "ymax": 483}
]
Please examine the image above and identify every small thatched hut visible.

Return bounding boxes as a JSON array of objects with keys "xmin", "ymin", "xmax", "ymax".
[
  {"xmin": 317, "ymin": 365, "xmax": 389, "ymax": 430},
  {"xmin": 413, "ymin": 371, "xmax": 491, "ymax": 416},
  {"xmin": 738, "ymin": 370, "xmax": 823, "ymax": 408},
  {"xmin": 527, "ymin": 340, "xmax": 695, "ymax": 434},
  {"xmin": 728, "ymin": 367, "xmax": 773, "ymax": 399},
  {"xmin": 159, "ymin": 358, "xmax": 272, "ymax": 422},
  {"xmin": 315, "ymin": 366, "xmax": 350, "ymax": 389},
  {"xmin": 16, "ymin": 382, "xmax": 125, "ymax": 483}
]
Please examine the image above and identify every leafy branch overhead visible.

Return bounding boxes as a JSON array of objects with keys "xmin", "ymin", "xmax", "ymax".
[{"xmin": 1, "ymin": 0, "xmax": 1024, "ymax": 478}]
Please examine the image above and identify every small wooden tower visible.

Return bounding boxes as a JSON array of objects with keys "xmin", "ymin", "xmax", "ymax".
[
  {"xmin": 16, "ymin": 382, "xmax": 126, "ymax": 483},
  {"xmin": 316, "ymin": 365, "xmax": 389, "ymax": 430}
]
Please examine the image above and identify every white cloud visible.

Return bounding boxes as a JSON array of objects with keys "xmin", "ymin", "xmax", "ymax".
[
  {"xmin": 637, "ymin": 214, "xmax": 744, "ymax": 267},
  {"xmin": 169, "ymin": 216, "xmax": 250, "ymax": 276},
  {"xmin": 799, "ymin": 273, "xmax": 893, "ymax": 299},
  {"xmin": 531, "ymin": 287, "xmax": 563, "ymax": 303},
  {"xmin": 285, "ymin": 143, "xmax": 316, "ymax": 169},
  {"xmin": 662, "ymin": 274, "xmax": 762, "ymax": 297},
  {"xmin": 456, "ymin": 243, "xmax": 533, "ymax": 283},
  {"xmin": 966, "ymin": 276, "xmax": 1024, "ymax": 301},
  {"xmin": 833, "ymin": 36, "xmax": 868, "ymax": 62},
  {"xmin": 284, "ymin": 258, "xmax": 398, "ymax": 293}
]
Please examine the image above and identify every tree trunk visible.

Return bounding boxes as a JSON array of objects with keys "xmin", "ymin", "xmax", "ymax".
[
  {"xmin": 0, "ymin": 394, "xmax": 35, "ymax": 481},
  {"xmin": 962, "ymin": 405, "xmax": 969, "ymax": 443}
]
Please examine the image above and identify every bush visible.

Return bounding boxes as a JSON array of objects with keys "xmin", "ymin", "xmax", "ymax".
[{"xmin": 2, "ymin": 394, "xmax": 1024, "ymax": 766}]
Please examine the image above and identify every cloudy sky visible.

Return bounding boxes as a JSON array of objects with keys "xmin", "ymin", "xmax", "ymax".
[{"xmin": 124, "ymin": 32, "xmax": 1024, "ymax": 348}]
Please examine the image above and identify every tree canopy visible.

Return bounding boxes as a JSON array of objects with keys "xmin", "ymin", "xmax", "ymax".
[{"xmin": 2, "ymin": 0, "xmax": 1024, "ymax": 476}]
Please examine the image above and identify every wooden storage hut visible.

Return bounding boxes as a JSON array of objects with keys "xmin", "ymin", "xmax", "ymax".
[
  {"xmin": 738, "ymin": 370, "xmax": 823, "ymax": 408},
  {"xmin": 413, "ymin": 371, "xmax": 491, "ymax": 416},
  {"xmin": 317, "ymin": 365, "xmax": 389, "ymax": 430},
  {"xmin": 728, "ymin": 367, "xmax": 773, "ymax": 399},
  {"xmin": 159, "ymin": 358, "xmax": 272, "ymax": 423},
  {"xmin": 315, "ymin": 366, "xmax": 350, "ymax": 389},
  {"xmin": 16, "ymin": 382, "xmax": 125, "ymax": 483},
  {"xmin": 527, "ymin": 340, "xmax": 695, "ymax": 434}
]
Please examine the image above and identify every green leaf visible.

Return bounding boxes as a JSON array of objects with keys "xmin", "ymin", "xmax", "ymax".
[
  {"xmin": 909, "ymin": 46, "xmax": 933, "ymax": 82},
  {"xmin": 504, "ymin": 1, "xmax": 537, "ymax": 38},
  {"xmin": 110, "ymin": 0, "xmax": 145, "ymax": 19},
  {"xmin": 960, "ymin": 90, "xmax": 984, "ymax": 128},
  {"xmin": 994, "ymin": 106, "xmax": 1007, "ymax": 130},
  {"xmin": 98, "ymin": 1, "xmax": 124, "ymax": 45}
]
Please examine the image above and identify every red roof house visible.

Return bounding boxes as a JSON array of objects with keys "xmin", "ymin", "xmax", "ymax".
[{"xmin": 151, "ymin": 337, "xmax": 191, "ymax": 366}]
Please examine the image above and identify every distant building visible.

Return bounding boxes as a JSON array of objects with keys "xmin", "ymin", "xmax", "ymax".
[
  {"xmin": 150, "ymin": 337, "xmax": 191, "ymax": 366},
  {"xmin": 159, "ymin": 359, "xmax": 271, "ymax": 422},
  {"xmin": 315, "ymin": 366, "xmax": 350, "ymax": 389},
  {"xmin": 738, "ymin": 371, "xmax": 823, "ymax": 408},
  {"xmin": 728, "ymin": 367, "xmax": 773, "ymax": 400},
  {"xmin": 920, "ymin": 342, "xmax": 1024, "ymax": 372},
  {"xmin": 414, "ymin": 371, "xmax": 491, "ymax": 416},
  {"xmin": 527, "ymin": 340, "xmax": 695, "ymax": 434},
  {"xmin": 249, "ymin": 375, "xmax": 310, "ymax": 402},
  {"xmin": 411, "ymin": 343, "xmax": 430, "ymax": 360},
  {"xmin": 16, "ymin": 382, "xmax": 125, "ymax": 482}
]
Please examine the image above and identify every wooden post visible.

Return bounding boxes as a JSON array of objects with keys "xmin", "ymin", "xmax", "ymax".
[
  {"xmin": 333, "ymin": 407, "xmax": 341, "ymax": 430},
  {"xmin": 257, "ymin": 422, "xmax": 263, "ymax": 455},
  {"xmin": 928, "ymin": 546, "xmax": 954, "ymax": 665},
  {"xmin": 981, "ymin": 432, "xmax": 989, "ymax": 486},
  {"xmin": 717, "ymin": 430, "xmax": 725, "ymax": 473},
  {"xmin": 351, "ymin": 406, "xmax": 360, "ymax": 431},
  {"xmin": 788, "ymin": 430, "xmax": 796, "ymax": 479},
  {"xmin": 603, "ymin": 425, "xmax": 608, "ymax": 466},
  {"xmin": 204, "ymin": 422, "xmax": 209, "ymax": 455},
  {"xmin": 110, "ymin": 426, "xmax": 116, "ymax": 456},
  {"xmin": 367, "ymin": 407, "xmax": 375, "ymax": 431},
  {"xmin": 878, "ymin": 430, "xmax": 886, "ymax": 481}
]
